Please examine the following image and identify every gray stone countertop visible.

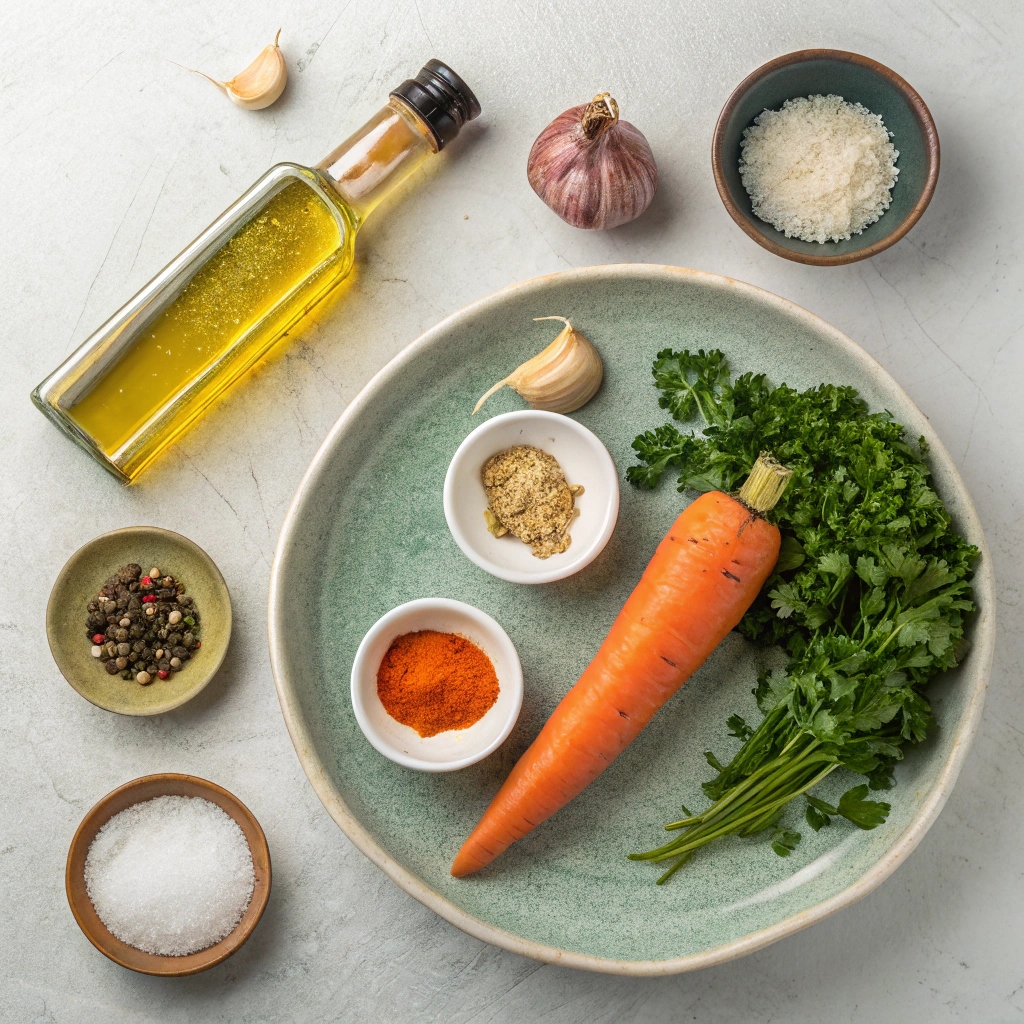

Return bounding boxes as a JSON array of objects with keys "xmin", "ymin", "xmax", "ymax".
[{"xmin": 2, "ymin": 0, "xmax": 1021, "ymax": 1020}]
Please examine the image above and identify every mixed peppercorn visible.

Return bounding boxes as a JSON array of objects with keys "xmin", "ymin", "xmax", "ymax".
[{"xmin": 85, "ymin": 563, "xmax": 201, "ymax": 685}]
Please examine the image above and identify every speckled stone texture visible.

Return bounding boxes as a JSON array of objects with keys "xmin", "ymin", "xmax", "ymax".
[{"xmin": 2, "ymin": 0, "xmax": 1023, "ymax": 1020}]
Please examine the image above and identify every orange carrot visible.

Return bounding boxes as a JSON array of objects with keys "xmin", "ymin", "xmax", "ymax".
[{"xmin": 451, "ymin": 455, "xmax": 791, "ymax": 878}]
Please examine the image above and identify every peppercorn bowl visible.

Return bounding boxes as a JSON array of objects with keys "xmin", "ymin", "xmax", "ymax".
[
  {"xmin": 350, "ymin": 598, "xmax": 524, "ymax": 772},
  {"xmin": 46, "ymin": 526, "xmax": 232, "ymax": 716},
  {"xmin": 712, "ymin": 49, "xmax": 939, "ymax": 266}
]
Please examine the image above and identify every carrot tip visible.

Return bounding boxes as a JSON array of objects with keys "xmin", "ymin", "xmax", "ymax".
[{"xmin": 450, "ymin": 851, "xmax": 480, "ymax": 878}]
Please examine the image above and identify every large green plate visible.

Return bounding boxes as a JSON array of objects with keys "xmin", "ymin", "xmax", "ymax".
[{"xmin": 268, "ymin": 265, "xmax": 993, "ymax": 974}]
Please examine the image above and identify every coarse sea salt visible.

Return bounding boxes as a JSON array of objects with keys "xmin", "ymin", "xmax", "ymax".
[
  {"xmin": 739, "ymin": 94, "xmax": 899, "ymax": 244},
  {"xmin": 84, "ymin": 795, "xmax": 254, "ymax": 956}
]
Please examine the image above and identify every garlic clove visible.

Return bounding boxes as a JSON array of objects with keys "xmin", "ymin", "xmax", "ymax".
[
  {"xmin": 474, "ymin": 317, "xmax": 604, "ymax": 415},
  {"xmin": 527, "ymin": 93, "xmax": 658, "ymax": 230},
  {"xmin": 187, "ymin": 30, "xmax": 287, "ymax": 111}
]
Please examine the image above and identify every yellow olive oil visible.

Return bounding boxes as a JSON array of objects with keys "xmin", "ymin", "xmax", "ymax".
[
  {"xmin": 32, "ymin": 61, "xmax": 480, "ymax": 481},
  {"xmin": 68, "ymin": 180, "xmax": 350, "ymax": 457}
]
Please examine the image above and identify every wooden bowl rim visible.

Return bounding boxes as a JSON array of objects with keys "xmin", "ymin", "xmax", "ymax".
[
  {"xmin": 711, "ymin": 48, "xmax": 940, "ymax": 267},
  {"xmin": 46, "ymin": 525, "xmax": 232, "ymax": 716},
  {"xmin": 65, "ymin": 773, "xmax": 271, "ymax": 976}
]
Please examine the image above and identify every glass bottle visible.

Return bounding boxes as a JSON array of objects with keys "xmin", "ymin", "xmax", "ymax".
[{"xmin": 32, "ymin": 60, "xmax": 480, "ymax": 482}]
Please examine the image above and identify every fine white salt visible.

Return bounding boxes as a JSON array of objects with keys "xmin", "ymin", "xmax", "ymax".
[
  {"xmin": 84, "ymin": 795, "xmax": 255, "ymax": 956},
  {"xmin": 739, "ymin": 94, "xmax": 899, "ymax": 244}
]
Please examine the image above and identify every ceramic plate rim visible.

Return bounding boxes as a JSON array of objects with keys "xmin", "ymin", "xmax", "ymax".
[
  {"xmin": 268, "ymin": 264, "xmax": 994, "ymax": 975},
  {"xmin": 350, "ymin": 597, "xmax": 524, "ymax": 772},
  {"xmin": 442, "ymin": 409, "xmax": 620, "ymax": 584}
]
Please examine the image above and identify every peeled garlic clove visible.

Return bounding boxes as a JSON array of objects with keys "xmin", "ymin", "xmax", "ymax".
[
  {"xmin": 527, "ymin": 93, "xmax": 658, "ymax": 230},
  {"xmin": 191, "ymin": 30, "xmax": 287, "ymax": 111},
  {"xmin": 474, "ymin": 317, "xmax": 604, "ymax": 415}
]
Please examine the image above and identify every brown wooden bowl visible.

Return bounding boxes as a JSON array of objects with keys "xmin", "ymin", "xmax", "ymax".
[
  {"xmin": 712, "ymin": 49, "xmax": 940, "ymax": 266},
  {"xmin": 66, "ymin": 774, "xmax": 271, "ymax": 976}
]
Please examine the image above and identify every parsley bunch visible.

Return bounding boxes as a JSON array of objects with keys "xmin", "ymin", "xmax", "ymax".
[{"xmin": 626, "ymin": 349, "xmax": 977, "ymax": 882}]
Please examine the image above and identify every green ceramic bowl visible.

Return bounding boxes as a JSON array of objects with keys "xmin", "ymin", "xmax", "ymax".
[
  {"xmin": 269, "ymin": 266, "xmax": 992, "ymax": 974},
  {"xmin": 47, "ymin": 527, "xmax": 232, "ymax": 715},
  {"xmin": 712, "ymin": 50, "xmax": 940, "ymax": 266}
]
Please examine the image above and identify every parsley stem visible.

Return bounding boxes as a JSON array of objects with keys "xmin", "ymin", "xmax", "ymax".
[
  {"xmin": 636, "ymin": 738, "xmax": 837, "ymax": 864},
  {"xmin": 665, "ymin": 730, "xmax": 808, "ymax": 830},
  {"xmin": 638, "ymin": 761, "xmax": 839, "ymax": 880},
  {"xmin": 874, "ymin": 622, "xmax": 906, "ymax": 657}
]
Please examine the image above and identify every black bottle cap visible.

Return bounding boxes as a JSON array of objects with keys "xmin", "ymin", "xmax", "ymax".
[{"xmin": 390, "ymin": 59, "xmax": 481, "ymax": 150}]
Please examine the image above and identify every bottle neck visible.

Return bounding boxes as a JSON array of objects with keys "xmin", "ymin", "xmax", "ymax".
[{"xmin": 316, "ymin": 98, "xmax": 438, "ymax": 224}]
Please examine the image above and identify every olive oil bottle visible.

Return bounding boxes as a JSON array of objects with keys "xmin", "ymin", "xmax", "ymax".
[{"xmin": 32, "ymin": 60, "xmax": 479, "ymax": 482}]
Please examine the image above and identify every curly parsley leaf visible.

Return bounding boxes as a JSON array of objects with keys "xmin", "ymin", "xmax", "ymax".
[{"xmin": 652, "ymin": 348, "xmax": 731, "ymax": 426}]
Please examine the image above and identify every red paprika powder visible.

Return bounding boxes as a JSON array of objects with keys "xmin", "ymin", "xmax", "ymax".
[{"xmin": 376, "ymin": 630, "xmax": 499, "ymax": 738}]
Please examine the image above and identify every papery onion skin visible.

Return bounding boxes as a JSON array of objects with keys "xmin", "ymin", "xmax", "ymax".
[{"xmin": 527, "ymin": 100, "xmax": 658, "ymax": 230}]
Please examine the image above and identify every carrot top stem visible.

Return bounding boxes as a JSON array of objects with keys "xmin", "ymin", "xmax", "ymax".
[{"xmin": 738, "ymin": 453, "xmax": 793, "ymax": 513}]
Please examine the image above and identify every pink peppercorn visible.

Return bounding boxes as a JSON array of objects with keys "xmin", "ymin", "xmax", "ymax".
[
  {"xmin": 140, "ymin": 576, "xmax": 152, "ymax": 586},
  {"xmin": 157, "ymin": 670, "xmax": 169, "ymax": 679},
  {"xmin": 92, "ymin": 633, "xmax": 105, "ymax": 644},
  {"xmin": 142, "ymin": 594, "xmax": 156, "ymax": 603}
]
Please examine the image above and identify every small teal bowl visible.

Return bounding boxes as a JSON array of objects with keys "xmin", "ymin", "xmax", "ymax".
[{"xmin": 712, "ymin": 49, "xmax": 939, "ymax": 266}]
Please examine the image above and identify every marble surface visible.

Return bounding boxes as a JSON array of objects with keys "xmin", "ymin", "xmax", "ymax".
[{"xmin": 1, "ymin": 0, "xmax": 1021, "ymax": 1019}]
